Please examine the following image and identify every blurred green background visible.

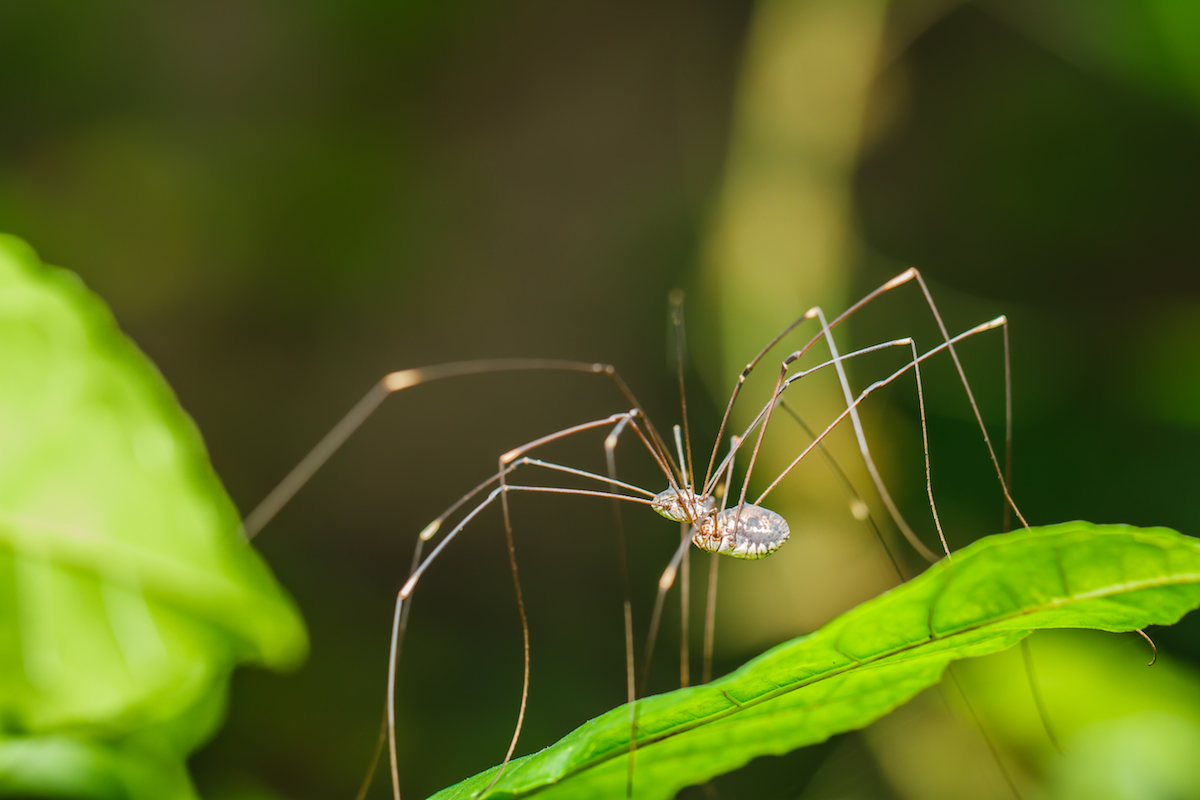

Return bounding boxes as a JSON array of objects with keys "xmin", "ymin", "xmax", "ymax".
[{"xmin": 3, "ymin": 0, "xmax": 1200, "ymax": 798}]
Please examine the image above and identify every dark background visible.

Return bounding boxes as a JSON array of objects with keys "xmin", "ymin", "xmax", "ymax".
[{"xmin": 3, "ymin": 1, "xmax": 1199, "ymax": 798}]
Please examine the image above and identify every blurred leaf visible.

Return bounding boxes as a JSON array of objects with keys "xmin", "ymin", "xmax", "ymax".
[
  {"xmin": 0, "ymin": 736, "xmax": 196, "ymax": 800},
  {"xmin": 939, "ymin": 629, "xmax": 1200, "ymax": 800},
  {"xmin": 433, "ymin": 522, "xmax": 1200, "ymax": 799},
  {"xmin": 0, "ymin": 234, "xmax": 307, "ymax": 799},
  {"xmin": 968, "ymin": 630, "xmax": 1200, "ymax": 750},
  {"xmin": 1048, "ymin": 712, "xmax": 1200, "ymax": 800}
]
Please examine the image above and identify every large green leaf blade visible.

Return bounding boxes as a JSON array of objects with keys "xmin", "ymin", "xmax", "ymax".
[
  {"xmin": 433, "ymin": 522, "xmax": 1200, "ymax": 800},
  {"xmin": 0, "ymin": 234, "xmax": 307, "ymax": 798}
]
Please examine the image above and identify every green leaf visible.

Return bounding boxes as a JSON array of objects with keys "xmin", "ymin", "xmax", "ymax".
[
  {"xmin": 433, "ymin": 522, "xmax": 1200, "ymax": 800},
  {"xmin": 0, "ymin": 234, "xmax": 307, "ymax": 798},
  {"xmin": 0, "ymin": 736, "xmax": 198, "ymax": 800}
]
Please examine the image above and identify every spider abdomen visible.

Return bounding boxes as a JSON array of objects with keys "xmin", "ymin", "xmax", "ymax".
[{"xmin": 692, "ymin": 504, "xmax": 789, "ymax": 560}]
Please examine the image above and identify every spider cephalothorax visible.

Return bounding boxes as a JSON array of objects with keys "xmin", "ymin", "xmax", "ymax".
[{"xmin": 650, "ymin": 486, "xmax": 714, "ymax": 523}]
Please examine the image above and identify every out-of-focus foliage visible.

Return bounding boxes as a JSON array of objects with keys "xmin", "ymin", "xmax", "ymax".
[
  {"xmin": 863, "ymin": 628, "xmax": 1200, "ymax": 800},
  {"xmin": 0, "ymin": 235, "xmax": 306, "ymax": 799},
  {"xmin": 969, "ymin": 630, "xmax": 1200, "ymax": 800},
  {"xmin": 987, "ymin": 0, "xmax": 1200, "ymax": 113},
  {"xmin": 435, "ymin": 522, "xmax": 1200, "ymax": 799}
]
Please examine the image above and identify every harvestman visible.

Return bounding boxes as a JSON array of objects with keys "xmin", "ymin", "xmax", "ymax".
[{"xmin": 241, "ymin": 267, "xmax": 1028, "ymax": 799}]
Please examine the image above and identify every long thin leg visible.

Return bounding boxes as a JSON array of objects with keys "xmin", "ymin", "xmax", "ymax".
[
  {"xmin": 420, "ymin": 455, "xmax": 657, "ymax": 546},
  {"xmin": 701, "ymin": 552, "xmax": 719, "ymax": 685},
  {"xmin": 483, "ymin": 407, "xmax": 678, "ymax": 798},
  {"xmin": 696, "ymin": 331, "xmax": 966, "ymax": 563},
  {"xmin": 492, "ymin": 458, "xmax": 531, "ymax": 799},
  {"xmin": 357, "ymin": 714, "xmax": 388, "ymax": 800},
  {"xmin": 242, "ymin": 358, "xmax": 682, "ymax": 540},
  {"xmin": 673, "ymin": 425, "xmax": 691, "ymax": 690},
  {"xmin": 406, "ymin": 415, "xmax": 660, "ymax": 558},
  {"xmin": 752, "ymin": 318, "xmax": 1010, "ymax": 562},
  {"xmin": 361, "ymin": 537, "xmax": 426, "ymax": 800},
  {"xmin": 670, "ymin": 291, "xmax": 698, "ymax": 694},
  {"xmin": 701, "ymin": 436, "xmax": 739, "ymax": 684},
  {"xmin": 946, "ymin": 669, "xmax": 1026, "ymax": 799},
  {"xmin": 393, "ymin": 450, "xmax": 653, "ymax": 683},
  {"xmin": 375, "ymin": 451, "xmax": 659, "ymax": 798},
  {"xmin": 1003, "ymin": 322, "xmax": 1014, "ymax": 533},
  {"xmin": 639, "ymin": 532, "xmax": 693, "ymax": 695},
  {"xmin": 383, "ymin": 413, "xmax": 664, "ymax": 800},
  {"xmin": 670, "ymin": 291, "xmax": 696, "ymax": 490},
  {"xmin": 694, "ymin": 337, "xmax": 927, "ymax": 683},
  {"xmin": 401, "ymin": 486, "xmax": 655, "ymax": 599},
  {"xmin": 910, "ymin": 272, "xmax": 1028, "ymax": 529},
  {"xmin": 1020, "ymin": 638, "xmax": 1063, "ymax": 753},
  {"xmin": 727, "ymin": 308, "xmax": 943, "ymax": 563},
  {"xmin": 775, "ymin": 400, "xmax": 906, "ymax": 582},
  {"xmin": 403, "ymin": 421, "xmax": 650, "ymax": 798},
  {"xmin": 644, "ymin": 433, "xmax": 743, "ymax": 697},
  {"xmin": 702, "ymin": 337, "xmax": 919, "ymax": 498},
  {"xmin": 389, "ymin": 481, "xmax": 655, "ymax": 800},
  {"xmin": 995, "ymin": 327, "xmax": 1063, "ymax": 753},
  {"xmin": 756, "ymin": 318, "xmax": 1007, "ymax": 504},
  {"xmin": 680, "ymin": 519, "xmax": 690, "ymax": 688},
  {"xmin": 385, "ymin": 574, "xmax": 407, "ymax": 800},
  {"xmin": 765, "ymin": 327, "xmax": 978, "ymax": 563},
  {"xmin": 700, "ymin": 268, "xmax": 1029, "ymax": 531},
  {"xmin": 389, "ymin": 486, "xmax": 533, "ymax": 800},
  {"xmin": 397, "ymin": 458, "xmax": 657, "ymax": 662},
  {"xmin": 700, "ymin": 270, "xmax": 921, "ymax": 493},
  {"xmin": 735, "ymin": 306, "xmax": 925, "ymax": 556},
  {"xmin": 909, "ymin": 338, "xmax": 948, "ymax": 558},
  {"xmin": 649, "ymin": 427, "xmax": 743, "ymax": 690},
  {"xmin": 603, "ymin": 417, "xmax": 639, "ymax": 798}
]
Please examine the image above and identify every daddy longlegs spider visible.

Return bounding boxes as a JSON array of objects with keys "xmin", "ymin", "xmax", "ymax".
[{"xmin": 241, "ymin": 266, "xmax": 1029, "ymax": 799}]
